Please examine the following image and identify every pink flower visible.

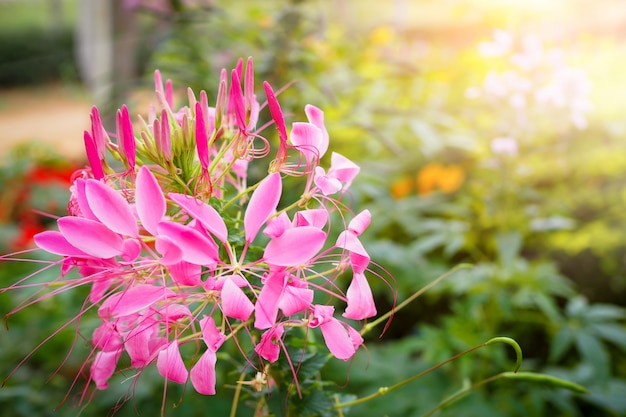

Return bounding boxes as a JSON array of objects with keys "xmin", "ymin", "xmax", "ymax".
[{"xmin": 309, "ymin": 305, "xmax": 363, "ymax": 361}]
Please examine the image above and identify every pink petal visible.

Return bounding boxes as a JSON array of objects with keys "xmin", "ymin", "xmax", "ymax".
[
  {"xmin": 254, "ymin": 271, "xmax": 286, "ymax": 330},
  {"xmin": 244, "ymin": 172, "xmax": 282, "ymax": 243},
  {"xmin": 199, "ymin": 316, "xmax": 225, "ymax": 352},
  {"xmin": 125, "ymin": 319, "xmax": 161, "ymax": 368},
  {"xmin": 165, "ymin": 79, "xmax": 174, "ymax": 109},
  {"xmin": 157, "ymin": 221, "xmax": 219, "ymax": 266},
  {"xmin": 90, "ymin": 349, "xmax": 122, "ymax": 390},
  {"xmin": 155, "ymin": 235, "xmax": 182, "ymax": 265},
  {"xmin": 57, "ymin": 216, "xmax": 124, "ymax": 258},
  {"xmin": 264, "ymin": 226, "xmax": 326, "ymax": 267},
  {"xmin": 221, "ymin": 278, "xmax": 254, "ymax": 321},
  {"xmin": 320, "ymin": 318, "xmax": 356, "ymax": 361},
  {"xmin": 98, "ymin": 285, "xmax": 175, "ymax": 318},
  {"xmin": 347, "ymin": 324, "xmax": 364, "ymax": 352},
  {"xmin": 136, "ymin": 166, "xmax": 166, "ymax": 236},
  {"xmin": 74, "ymin": 178, "xmax": 98, "ymax": 221},
  {"xmin": 255, "ymin": 324, "xmax": 284, "ymax": 363},
  {"xmin": 34, "ymin": 230, "xmax": 92, "ymax": 258},
  {"xmin": 348, "ymin": 210, "xmax": 371, "ymax": 236},
  {"xmin": 160, "ymin": 110, "xmax": 172, "ymax": 160},
  {"xmin": 85, "ymin": 179, "xmax": 138, "ymax": 237},
  {"xmin": 169, "ymin": 193, "xmax": 228, "ymax": 243},
  {"xmin": 279, "ymin": 283, "xmax": 313, "ymax": 316},
  {"xmin": 290, "ymin": 122, "xmax": 324, "ymax": 164},
  {"xmin": 168, "ymin": 261, "xmax": 202, "ymax": 286},
  {"xmin": 304, "ymin": 104, "xmax": 329, "ymax": 158},
  {"xmin": 92, "ymin": 322, "xmax": 123, "ymax": 352},
  {"xmin": 158, "ymin": 303, "xmax": 192, "ymax": 321},
  {"xmin": 90, "ymin": 106, "xmax": 107, "ymax": 158},
  {"xmin": 350, "ymin": 252, "xmax": 370, "ymax": 274},
  {"xmin": 263, "ymin": 212, "xmax": 291, "ymax": 238},
  {"xmin": 314, "ymin": 167, "xmax": 342, "ymax": 195},
  {"xmin": 121, "ymin": 238, "xmax": 141, "ymax": 262},
  {"xmin": 294, "ymin": 208, "xmax": 329, "ymax": 229},
  {"xmin": 190, "ymin": 350, "xmax": 217, "ymax": 395},
  {"xmin": 157, "ymin": 342, "xmax": 188, "ymax": 384},
  {"xmin": 328, "ymin": 152, "xmax": 360, "ymax": 188},
  {"xmin": 117, "ymin": 105, "xmax": 136, "ymax": 170},
  {"xmin": 335, "ymin": 231, "xmax": 369, "ymax": 258},
  {"xmin": 343, "ymin": 272, "xmax": 377, "ymax": 320}
]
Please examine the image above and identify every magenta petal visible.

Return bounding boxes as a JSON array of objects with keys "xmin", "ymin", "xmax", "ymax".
[
  {"xmin": 263, "ymin": 81, "xmax": 288, "ymax": 145},
  {"xmin": 199, "ymin": 316, "xmax": 225, "ymax": 352},
  {"xmin": 84, "ymin": 130, "xmax": 104, "ymax": 180},
  {"xmin": 57, "ymin": 216, "xmax": 124, "ymax": 258},
  {"xmin": 221, "ymin": 278, "xmax": 254, "ymax": 321},
  {"xmin": 119, "ymin": 105, "xmax": 136, "ymax": 170},
  {"xmin": 90, "ymin": 350, "xmax": 122, "ymax": 390},
  {"xmin": 290, "ymin": 122, "xmax": 324, "ymax": 163},
  {"xmin": 156, "ymin": 235, "xmax": 184, "ymax": 265},
  {"xmin": 169, "ymin": 193, "xmax": 228, "ymax": 243},
  {"xmin": 85, "ymin": 179, "xmax": 139, "ymax": 237},
  {"xmin": 255, "ymin": 324, "xmax": 284, "ymax": 363},
  {"xmin": 157, "ymin": 342, "xmax": 188, "ymax": 384},
  {"xmin": 34, "ymin": 230, "xmax": 91, "ymax": 258},
  {"xmin": 98, "ymin": 285, "xmax": 175, "ymax": 318},
  {"xmin": 320, "ymin": 318, "xmax": 356, "ymax": 361},
  {"xmin": 229, "ymin": 70, "xmax": 247, "ymax": 131},
  {"xmin": 157, "ymin": 221, "xmax": 219, "ymax": 265},
  {"xmin": 343, "ymin": 272, "xmax": 377, "ymax": 320},
  {"xmin": 136, "ymin": 166, "xmax": 165, "ymax": 236},
  {"xmin": 264, "ymin": 226, "xmax": 326, "ymax": 267},
  {"xmin": 190, "ymin": 350, "xmax": 217, "ymax": 395},
  {"xmin": 244, "ymin": 172, "xmax": 282, "ymax": 243},
  {"xmin": 254, "ymin": 271, "xmax": 286, "ymax": 330},
  {"xmin": 195, "ymin": 102, "xmax": 209, "ymax": 170}
]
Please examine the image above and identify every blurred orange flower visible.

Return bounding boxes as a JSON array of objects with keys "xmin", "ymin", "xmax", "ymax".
[
  {"xmin": 417, "ymin": 163, "xmax": 465, "ymax": 195},
  {"xmin": 390, "ymin": 175, "xmax": 414, "ymax": 199}
]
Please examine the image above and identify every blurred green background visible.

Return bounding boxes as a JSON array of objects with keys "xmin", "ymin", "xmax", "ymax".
[{"xmin": 1, "ymin": 0, "xmax": 626, "ymax": 416}]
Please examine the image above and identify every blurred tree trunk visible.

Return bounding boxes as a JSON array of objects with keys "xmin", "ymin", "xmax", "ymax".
[{"xmin": 76, "ymin": 0, "xmax": 138, "ymax": 125}]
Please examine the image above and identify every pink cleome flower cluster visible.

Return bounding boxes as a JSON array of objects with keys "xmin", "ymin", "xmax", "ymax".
[{"xmin": 23, "ymin": 58, "xmax": 379, "ymax": 396}]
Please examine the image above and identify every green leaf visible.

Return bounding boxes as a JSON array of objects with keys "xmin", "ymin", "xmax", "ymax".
[
  {"xmin": 575, "ymin": 331, "xmax": 610, "ymax": 378},
  {"xmin": 495, "ymin": 231, "xmax": 522, "ymax": 269},
  {"xmin": 550, "ymin": 327, "xmax": 574, "ymax": 363},
  {"xmin": 590, "ymin": 323, "xmax": 626, "ymax": 352},
  {"xmin": 585, "ymin": 304, "xmax": 626, "ymax": 322}
]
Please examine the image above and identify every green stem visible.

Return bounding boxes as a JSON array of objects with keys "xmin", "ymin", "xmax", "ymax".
[
  {"xmin": 420, "ymin": 373, "xmax": 505, "ymax": 417},
  {"xmin": 361, "ymin": 263, "xmax": 473, "ymax": 337},
  {"xmin": 420, "ymin": 371, "xmax": 587, "ymax": 417},
  {"xmin": 331, "ymin": 337, "xmax": 521, "ymax": 411}
]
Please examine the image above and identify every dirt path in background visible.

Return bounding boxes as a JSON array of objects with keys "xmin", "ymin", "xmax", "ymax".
[{"xmin": 0, "ymin": 84, "xmax": 92, "ymax": 161}]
